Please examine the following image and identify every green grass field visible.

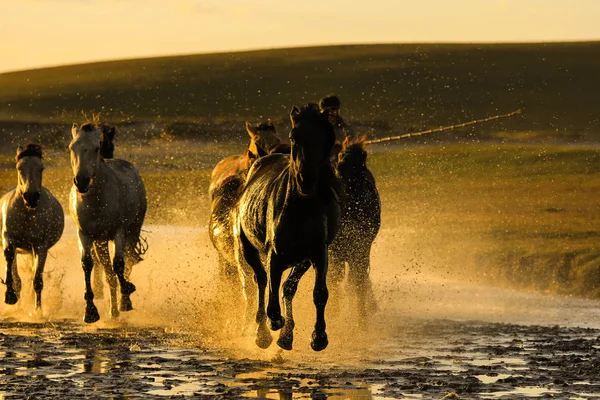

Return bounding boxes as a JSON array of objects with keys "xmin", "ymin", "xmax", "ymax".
[
  {"xmin": 1, "ymin": 42, "xmax": 599, "ymax": 140},
  {"xmin": 0, "ymin": 43, "xmax": 598, "ymax": 298}
]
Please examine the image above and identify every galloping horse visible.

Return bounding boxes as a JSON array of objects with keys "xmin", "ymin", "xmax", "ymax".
[
  {"xmin": 1, "ymin": 144, "xmax": 64, "ymax": 311},
  {"xmin": 209, "ymin": 121, "xmax": 283, "ymax": 287},
  {"xmin": 235, "ymin": 104, "xmax": 340, "ymax": 351},
  {"xmin": 329, "ymin": 136, "xmax": 381, "ymax": 324},
  {"xmin": 69, "ymin": 120, "xmax": 147, "ymax": 323}
]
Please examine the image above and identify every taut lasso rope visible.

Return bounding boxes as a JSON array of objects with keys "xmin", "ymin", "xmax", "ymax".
[{"xmin": 364, "ymin": 109, "xmax": 522, "ymax": 145}]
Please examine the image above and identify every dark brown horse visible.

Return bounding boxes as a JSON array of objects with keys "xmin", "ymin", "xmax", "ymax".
[
  {"xmin": 235, "ymin": 104, "xmax": 340, "ymax": 351},
  {"xmin": 329, "ymin": 136, "xmax": 381, "ymax": 325},
  {"xmin": 209, "ymin": 121, "xmax": 282, "ymax": 288}
]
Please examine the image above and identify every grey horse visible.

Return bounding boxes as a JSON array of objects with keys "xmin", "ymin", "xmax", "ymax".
[
  {"xmin": 69, "ymin": 121, "xmax": 147, "ymax": 323},
  {"xmin": 1, "ymin": 144, "xmax": 64, "ymax": 311}
]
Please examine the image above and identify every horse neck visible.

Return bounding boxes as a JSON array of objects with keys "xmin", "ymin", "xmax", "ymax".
[
  {"xmin": 288, "ymin": 156, "xmax": 335, "ymax": 199},
  {"xmin": 83, "ymin": 160, "xmax": 112, "ymax": 198}
]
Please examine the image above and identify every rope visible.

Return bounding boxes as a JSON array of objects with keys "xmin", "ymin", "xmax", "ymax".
[{"xmin": 364, "ymin": 109, "xmax": 522, "ymax": 145}]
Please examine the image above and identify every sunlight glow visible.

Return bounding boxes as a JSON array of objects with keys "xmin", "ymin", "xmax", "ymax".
[{"xmin": 0, "ymin": 0, "xmax": 598, "ymax": 72}]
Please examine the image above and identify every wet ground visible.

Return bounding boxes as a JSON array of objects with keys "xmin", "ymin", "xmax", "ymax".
[
  {"xmin": 2, "ymin": 223, "xmax": 600, "ymax": 399},
  {"xmin": 2, "ymin": 317, "xmax": 600, "ymax": 399}
]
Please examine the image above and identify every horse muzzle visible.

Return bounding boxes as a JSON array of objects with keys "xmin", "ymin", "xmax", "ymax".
[
  {"xmin": 74, "ymin": 176, "xmax": 91, "ymax": 193},
  {"xmin": 23, "ymin": 191, "xmax": 40, "ymax": 209}
]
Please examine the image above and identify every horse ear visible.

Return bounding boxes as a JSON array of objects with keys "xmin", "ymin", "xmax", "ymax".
[
  {"xmin": 71, "ymin": 123, "xmax": 79, "ymax": 138},
  {"xmin": 290, "ymin": 106, "xmax": 300, "ymax": 122},
  {"xmin": 245, "ymin": 121, "xmax": 256, "ymax": 139}
]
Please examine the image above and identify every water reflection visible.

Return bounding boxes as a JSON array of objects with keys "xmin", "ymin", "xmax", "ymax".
[
  {"xmin": 82, "ymin": 348, "xmax": 110, "ymax": 374},
  {"xmin": 246, "ymin": 384, "xmax": 377, "ymax": 399}
]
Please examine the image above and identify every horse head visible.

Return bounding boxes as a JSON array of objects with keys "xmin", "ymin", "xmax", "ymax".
[
  {"xmin": 289, "ymin": 103, "xmax": 335, "ymax": 196},
  {"xmin": 337, "ymin": 135, "xmax": 368, "ymax": 177},
  {"xmin": 69, "ymin": 121, "xmax": 104, "ymax": 194},
  {"xmin": 245, "ymin": 120, "xmax": 280, "ymax": 159},
  {"xmin": 15, "ymin": 144, "xmax": 44, "ymax": 209}
]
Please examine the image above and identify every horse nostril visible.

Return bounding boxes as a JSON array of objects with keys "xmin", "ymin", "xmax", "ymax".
[{"xmin": 74, "ymin": 176, "xmax": 91, "ymax": 193}]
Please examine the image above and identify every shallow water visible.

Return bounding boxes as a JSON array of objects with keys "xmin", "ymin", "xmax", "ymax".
[{"xmin": 2, "ymin": 222, "xmax": 600, "ymax": 398}]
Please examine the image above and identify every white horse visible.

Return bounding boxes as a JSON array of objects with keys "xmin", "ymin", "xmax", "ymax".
[
  {"xmin": 1, "ymin": 144, "xmax": 64, "ymax": 311},
  {"xmin": 69, "ymin": 121, "xmax": 147, "ymax": 323}
]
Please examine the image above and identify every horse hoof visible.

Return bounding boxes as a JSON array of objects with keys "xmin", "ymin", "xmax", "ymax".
[
  {"xmin": 269, "ymin": 316, "xmax": 285, "ymax": 331},
  {"xmin": 84, "ymin": 305, "xmax": 100, "ymax": 324},
  {"xmin": 121, "ymin": 281, "xmax": 136, "ymax": 295},
  {"xmin": 310, "ymin": 330, "xmax": 329, "ymax": 352},
  {"xmin": 255, "ymin": 332, "xmax": 273, "ymax": 349},
  {"xmin": 4, "ymin": 290, "xmax": 18, "ymax": 305},
  {"xmin": 276, "ymin": 333, "xmax": 293, "ymax": 351},
  {"xmin": 256, "ymin": 323, "xmax": 273, "ymax": 349},
  {"xmin": 109, "ymin": 308, "xmax": 120, "ymax": 319},
  {"xmin": 120, "ymin": 296, "xmax": 133, "ymax": 312}
]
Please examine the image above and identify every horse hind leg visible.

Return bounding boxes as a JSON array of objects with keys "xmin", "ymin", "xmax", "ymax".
[
  {"xmin": 348, "ymin": 248, "xmax": 377, "ymax": 329},
  {"xmin": 113, "ymin": 231, "xmax": 136, "ymax": 312},
  {"xmin": 3, "ymin": 245, "xmax": 18, "ymax": 305},
  {"xmin": 277, "ymin": 260, "xmax": 311, "ymax": 351},
  {"xmin": 94, "ymin": 241, "xmax": 119, "ymax": 319},
  {"xmin": 266, "ymin": 250, "xmax": 285, "ymax": 331},
  {"xmin": 92, "ymin": 253, "xmax": 105, "ymax": 300},
  {"xmin": 32, "ymin": 247, "xmax": 48, "ymax": 311}
]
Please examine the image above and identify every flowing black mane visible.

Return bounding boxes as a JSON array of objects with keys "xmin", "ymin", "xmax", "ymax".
[{"xmin": 16, "ymin": 143, "xmax": 43, "ymax": 162}]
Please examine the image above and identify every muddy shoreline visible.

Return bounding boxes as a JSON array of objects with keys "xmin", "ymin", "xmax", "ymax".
[{"xmin": 1, "ymin": 317, "xmax": 600, "ymax": 399}]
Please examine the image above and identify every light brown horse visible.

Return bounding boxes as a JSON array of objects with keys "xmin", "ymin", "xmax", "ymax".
[
  {"xmin": 1, "ymin": 144, "xmax": 64, "ymax": 311},
  {"xmin": 69, "ymin": 120, "xmax": 147, "ymax": 323},
  {"xmin": 209, "ymin": 121, "xmax": 282, "ymax": 288}
]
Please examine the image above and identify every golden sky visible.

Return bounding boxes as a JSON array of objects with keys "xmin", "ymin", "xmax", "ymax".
[{"xmin": 1, "ymin": 0, "xmax": 598, "ymax": 73}]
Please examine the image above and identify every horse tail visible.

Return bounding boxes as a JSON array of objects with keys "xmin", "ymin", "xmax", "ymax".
[{"xmin": 124, "ymin": 228, "xmax": 148, "ymax": 267}]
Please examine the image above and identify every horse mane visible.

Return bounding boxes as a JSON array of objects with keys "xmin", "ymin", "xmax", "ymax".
[
  {"xmin": 341, "ymin": 135, "xmax": 367, "ymax": 152},
  {"xmin": 16, "ymin": 143, "xmax": 43, "ymax": 162},
  {"xmin": 256, "ymin": 120, "xmax": 276, "ymax": 134},
  {"xmin": 338, "ymin": 135, "xmax": 367, "ymax": 165},
  {"xmin": 79, "ymin": 113, "xmax": 116, "ymax": 159}
]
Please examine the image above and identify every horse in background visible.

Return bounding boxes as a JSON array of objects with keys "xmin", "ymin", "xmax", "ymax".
[
  {"xmin": 1, "ymin": 144, "xmax": 64, "ymax": 312},
  {"xmin": 235, "ymin": 104, "xmax": 340, "ymax": 351},
  {"xmin": 69, "ymin": 119, "xmax": 147, "ymax": 323},
  {"xmin": 209, "ymin": 121, "xmax": 283, "ymax": 287},
  {"xmin": 329, "ymin": 136, "xmax": 381, "ymax": 325}
]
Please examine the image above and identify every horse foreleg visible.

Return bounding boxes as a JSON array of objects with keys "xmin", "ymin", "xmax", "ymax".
[
  {"xmin": 239, "ymin": 231, "xmax": 271, "ymax": 349},
  {"xmin": 3, "ymin": 245, "xmax": 18, "ymax": 305},
  {"xmin": 32, "ymin": 247, "xmax": 48, "ymax": 311},
  {"xmin": 311, "ymin": 246, "xmax": 329, "ymax": 351},
  {"xmin": 277, "ymin": 260, "xmax": 311, "ymax": 350},
  {"xmin": 79, "ymin": 234, "xmax": 99, "ymax": 323},
  {"xmin": 266, "ymin": 251, "xmax": 285, "ymax": 331},
  {"xmin": 94, "ymin": 241, "xmax": 119, "ymax": 319},
  {"xmin": 113, "ymin": 232, "xmax": 136, "ymax": 312}
]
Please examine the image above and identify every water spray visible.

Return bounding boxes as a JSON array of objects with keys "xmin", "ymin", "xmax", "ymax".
[{"xmin": 364, "ymin": 109, "xmax": 522, "ymax": 145}]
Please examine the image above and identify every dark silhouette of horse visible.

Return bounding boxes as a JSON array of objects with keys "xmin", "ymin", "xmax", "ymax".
[
  {"xmin": 234, "ymin": 104, "xmax": 340, "ymax": 351},
  {"xmin": 329, "ymin": 136, "xmax": 381, "ymax": 324},
  {"xmin": 209, "ymin": 121, "xmax": 283, "ymax": 289}
]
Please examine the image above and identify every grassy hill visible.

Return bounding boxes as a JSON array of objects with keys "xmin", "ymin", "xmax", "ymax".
[{"xmin": 1, "ymin": 42, "xmax": 599, "ymax": 142}]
